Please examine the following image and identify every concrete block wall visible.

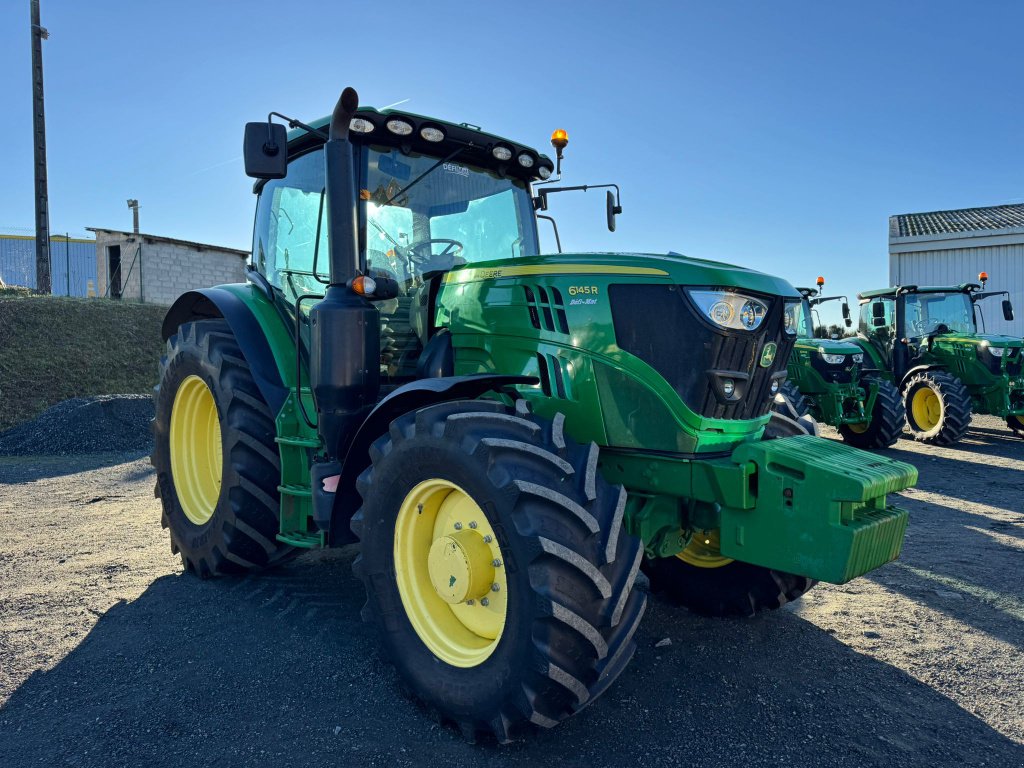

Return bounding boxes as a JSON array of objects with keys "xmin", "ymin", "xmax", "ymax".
[{"xmin": 93, "ymin": 230, "xmax": 248, "ymax": 305}]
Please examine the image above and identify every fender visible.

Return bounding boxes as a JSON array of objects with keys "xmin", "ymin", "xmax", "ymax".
[
  {"xmin": 326, "ymin": 373, "xmax": 537, "ymax": 544},
  {"xmin": 899, "ymin": 364, "xmax": 945, "ymax": 391},
  {"xmin": 162, "ymin": 285, "xmax": 293, "ymax": 416}
]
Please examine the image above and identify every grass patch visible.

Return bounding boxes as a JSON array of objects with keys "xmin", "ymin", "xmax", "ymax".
[{"xmin": 0, "ymin": 295, "xmax": 166, "ymax": 431}]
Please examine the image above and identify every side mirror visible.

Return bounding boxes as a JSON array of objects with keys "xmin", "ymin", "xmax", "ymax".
[
  {"xmin": 606, "ymin": 190, "xmax": 622, "ymax": 233},
  {"xmin": 243, "ymin": 121, "xmax": 288, "ymax": 179},
  {"xmin": 842, "ymin": 302, "xmax": 852, "ymax": 327},
  {"xmin": 1003, "ymin": 299, "xmax": 1015, "ymax": 322}
]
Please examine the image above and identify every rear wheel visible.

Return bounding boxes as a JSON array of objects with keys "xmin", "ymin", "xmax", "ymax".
[
  {"xmin": 903, "ymin": 370, "xmax": 972, "ymax": 445},
  {"xmin": 351, "ymin": 400, "xmax": 646, "ymax": 742},
  {"xmin": 839, "ymin": 378, "xmax": 905, "ymax": 449},
  {"xmin": 152, "ymin": 319, "xmax": 294, "ymax": 577}
]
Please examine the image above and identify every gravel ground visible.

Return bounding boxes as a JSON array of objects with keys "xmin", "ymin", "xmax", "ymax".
[
  {"xmin": 0, "ymin": 396, "xmax": 153, "ymax": 456},
  {"xmin": 0, "ymin": 417, "xmax": 1022, "ymax": 767}
]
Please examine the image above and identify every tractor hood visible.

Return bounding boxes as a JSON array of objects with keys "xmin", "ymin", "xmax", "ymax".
[
  {"xmin": 795, "ymin": 338, "xmax": 861, "ymax": 355},
  {"xmin": 446, "ymin": 252, "xmax": 801, "ymax": 298},
  {"xmin": 929, "ymin": 333, "xmax": 1022, "ymax": 349}
]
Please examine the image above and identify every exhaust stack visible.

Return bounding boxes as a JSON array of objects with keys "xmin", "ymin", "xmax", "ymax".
[{"xmin": 309, "ymin": 87, "xmax": 380, "ymax": 459}]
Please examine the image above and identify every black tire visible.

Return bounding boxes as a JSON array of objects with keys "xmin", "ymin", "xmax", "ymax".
[
  {"xmin": 838, "ymin": 377, "xmax": 905, "ymax": 449},
  {"xmin": 151, "ymin": 319, "xmax": 294, "ymax": 577},
  {"xmin": 644, "ymin": 557, "xmax": 816, "ymax": 618},
  {"xmin": 903, "ymin": 370, "xmax": 972, "ymax": 445},
  {"xmin": 351, "ymin": 399, "xmax": 646, "ymax": 743},
  {"xmin": 763, "ymin": 408, "xmax": 816, "ymax": 439},
  {"xmin": 646, "ymin": 407, "xmax": 816, "ymax": 617},
  {"xmin": 775, "ymin": 381, "xmax": 811, "ymax": 419},
  {"xmin": 1007, "ymin": 415, "xmax": 1024, "ymax": 439}
]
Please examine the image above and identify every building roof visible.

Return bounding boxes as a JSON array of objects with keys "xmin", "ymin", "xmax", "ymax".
[
  {"xmin": 86, "ymin": 228, "xmax": 249, "ymax": 257},
  {"xmin": 890, "ymin": 203, "xmax": 1024, "ymax": 238}
]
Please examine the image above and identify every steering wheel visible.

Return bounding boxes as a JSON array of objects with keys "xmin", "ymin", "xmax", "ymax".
[{"xmin": 407, "ymin": 239, "xmax": 464, "ymax": 266}]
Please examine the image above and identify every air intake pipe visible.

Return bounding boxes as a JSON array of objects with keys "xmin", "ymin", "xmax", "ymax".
[{"xmin": 309, "ymin": 87, "xmax": 380, "ymax": 458}]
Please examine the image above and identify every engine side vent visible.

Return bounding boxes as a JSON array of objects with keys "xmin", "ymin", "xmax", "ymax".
[
  {"xmin": 536, "ymin": 352, "xmax": 552, "ymax": 395},
  {"xmin": 523, "ymin": 285, "xmax": 569, "ymax": 335},
  {"xmin": 535, "ymin": 352, "xmax": 572, "ymax": 399}
]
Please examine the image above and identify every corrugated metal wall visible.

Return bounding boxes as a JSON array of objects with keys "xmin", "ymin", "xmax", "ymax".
[
  {"xmin": 890, "ymin": 243, "xmax": 1024, "ymax": 337},
  {"xmin": 0, "ymin": 235, "xmax": 97, "ymax": 296}
]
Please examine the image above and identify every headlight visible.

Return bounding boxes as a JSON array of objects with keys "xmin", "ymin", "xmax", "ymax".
[
  {"xmin": 989, "ymin": 346, "xmax": 1005, "ymax": 358},
  {"xmin": 818, "ymin": 347, "xmax": 846, "ymax": 365},
  {"xmin": 852, "ymin": 353, "xmax": 864, "ymax": 364},
  {"xmin": 688, "ymin": 290, "xmax": 768, "ymax": 331},
  {"xmin": 783, "ymin": 299, "xmax": 801, "ymax": 336}
]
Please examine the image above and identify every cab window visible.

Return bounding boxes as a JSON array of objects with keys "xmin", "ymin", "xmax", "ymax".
[{"xmin": 252, "ymin": 149, "xmax": 329, "ymax": 304}]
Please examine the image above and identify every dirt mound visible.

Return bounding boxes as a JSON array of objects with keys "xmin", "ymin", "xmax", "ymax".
[{"xmin": 0, "ymin": 395, "xmax": 154, "ymax": 456}]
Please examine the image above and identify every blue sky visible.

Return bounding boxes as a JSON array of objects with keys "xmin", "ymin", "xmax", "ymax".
[{"xmin": 2, "ymin": 1, "xmax": 1022, "ymax": 318}]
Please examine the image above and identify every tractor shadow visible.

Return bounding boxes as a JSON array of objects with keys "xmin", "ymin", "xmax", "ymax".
[
  {"xmin": 1, "ymin": 553, "xmax": 1021, "ymax": 768},
  {"xmin": 0, "ymin": 451, "xmax": 148, "ymax": 484}
]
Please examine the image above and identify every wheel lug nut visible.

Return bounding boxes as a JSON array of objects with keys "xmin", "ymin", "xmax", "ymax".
[
  {"xmin": 483, "ymin": 535, "xmax": 493, "ymax": 543},
  {"xmin": 469, "ymin": 521, "xmax": 478, "ymax": 529},
  {"xmin": 454, "ymin": 522, "xmax": 463, "ymax": 530},
  {"xmin": 466, "ymin": 599, "xmax": 475, "ymax": 605},
  {"xmin": 481, "ymin": 597, "xmax": 490, "ymax": 606},
  {"xmin": 492, "ymin": 559, "xmax": 502, "ymax": 568},
  {"xmin": 491, "ymin": 583, "xmax": 500, "ymax": 592}
]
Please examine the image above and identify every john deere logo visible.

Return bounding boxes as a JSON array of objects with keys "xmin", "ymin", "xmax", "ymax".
[
  {"xmin": 760, "ymin": 343, "xmax": 777, "ymax": 368},
  {"xmin": 449, "ymin": 575, "xmax": 457, "ymax": 588}
]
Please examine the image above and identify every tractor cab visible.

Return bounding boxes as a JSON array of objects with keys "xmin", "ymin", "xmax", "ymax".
[
  {"xmin": 249, "ymin": 108, "xmax": 552, "ymax": 385},
  {"xmin": 858, "ymin": 282, "xmax": 1017, "ymax": 379}
]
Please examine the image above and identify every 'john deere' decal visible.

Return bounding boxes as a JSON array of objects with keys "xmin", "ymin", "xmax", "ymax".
[{"xmin": 760, "ymin": 342, "xmax": 778, "ymax": 368}]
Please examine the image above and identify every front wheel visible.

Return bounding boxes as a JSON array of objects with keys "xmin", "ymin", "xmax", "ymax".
[
  {"xmin": 644, "ymin": 542, "xmax": 816, "ymax": 617},
  {"xmin": 903, "ymin": 370, "xmax": 972, "ymax": 445},
  {"xmin": 839, "ymin": 378, "xmax": 905, "ymax": 449},
  {"xmin": 351, "ymin": 400, "xmax": 646, "ymax": 742}
]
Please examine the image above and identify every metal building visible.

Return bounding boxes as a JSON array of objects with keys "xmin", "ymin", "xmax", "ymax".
[
  {"xmin": 889, "ymin": 204, "xmax": 1024, "ymax": 336},
  {"xmin": 0, "ymin": 232, "xmax": 97, "ymax": 296}
]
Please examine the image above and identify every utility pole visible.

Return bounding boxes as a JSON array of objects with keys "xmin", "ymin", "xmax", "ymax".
[
  {"xmin": 127, "ymin": 199, "xmax": 140, "ymax": 233},
  {"xmin": 30, "ymin": 0, "xmax": 51, "ymax": 294}
]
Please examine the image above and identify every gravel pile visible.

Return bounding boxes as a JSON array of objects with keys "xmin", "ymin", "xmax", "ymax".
[{"xmin": 0, "ymin": 395, "xmax": 154, "ymax": 456}]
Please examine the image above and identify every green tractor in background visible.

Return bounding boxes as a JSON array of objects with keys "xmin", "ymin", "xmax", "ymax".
[
  {"xmin": 779, "ymin": 276, "xmax": 905, "ymax": 449},
  {"xmin": 856, "ymin": 275, "xmax": 1023, "ymax": 444},
  {"xmin": 150, "ymin": 86, "xmax": 917, "ymax": 741}
]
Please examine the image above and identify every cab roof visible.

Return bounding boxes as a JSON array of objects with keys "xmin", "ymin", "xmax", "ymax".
[
  {"xmin": 284, "ymin": 106, "xmax": 554, "ymax": 183},
  {"xmin": 858, "ymin": 284, "xmax": 979, "ymax": 300}
]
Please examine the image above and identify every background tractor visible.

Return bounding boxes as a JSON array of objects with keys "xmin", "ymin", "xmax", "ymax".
[
  {"xmin": 151, "ymin": 87, "xmax": 917, "ymax": 742},
  {"xmin": 779, "ymin": 277, "xmax": 905, "ymax": 448},
  {"xmin": 856, "ymin": 276, "xmax": 1023, "ymax": 444}
]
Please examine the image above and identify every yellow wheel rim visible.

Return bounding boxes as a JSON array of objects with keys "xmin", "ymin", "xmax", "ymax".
[
  {"xmin": 911, "ymin": 387, "xmax": 942, "ymax": 431},
  {"xmin": 169, "ymin": 375, "xmax": 223, "ymax": 526},
  {"xmin": 393, "ymin": 479, "xmax": 507, "ymax": 667},
  {"xmin": 846, "ymin": 421, "xmax": 869, "ymax": 434},
  {"xmin": 1014, "ymin": 415, "xmax": 1024, "ymax": 428},
  {"xmin": 677, "ymin": 529, "xmax": 733, "ymax": 569}
]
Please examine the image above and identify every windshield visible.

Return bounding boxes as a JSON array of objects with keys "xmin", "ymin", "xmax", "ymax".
[
  {"xmin": 904, "ymin": 291, "xmax": 975, "ymax": 336},
  {"xmin": 360, "ymin": 146, "xmax": 539, "ymax": 290}
]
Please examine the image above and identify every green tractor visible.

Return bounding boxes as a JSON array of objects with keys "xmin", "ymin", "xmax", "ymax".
[
  {"xmin": 151, "ymin": 87, "xmax": 917, "ymax": 741},
  {"xmin": 779, "ymin": 276, "xmax": 905, "ymax": 449},
  {"xmin": 856, "ymin": 276, "xmax": 1023, "ymax": 444}
]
